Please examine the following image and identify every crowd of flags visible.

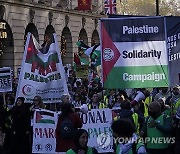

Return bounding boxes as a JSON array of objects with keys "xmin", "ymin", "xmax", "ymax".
[
  {"xmin": 75, "ymin": 0, "xmax": 117, "ymax": 66},
  {"xmin": 74, "ymin": 40, "xmax": 101, "ymax": 66}
]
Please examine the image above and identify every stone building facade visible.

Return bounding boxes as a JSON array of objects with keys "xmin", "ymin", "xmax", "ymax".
[{"xmin": 0, "ymin": 0, "xmax": 106, "ymax": 75}]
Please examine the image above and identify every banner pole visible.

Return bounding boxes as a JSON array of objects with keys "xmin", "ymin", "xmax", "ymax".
[{"xmin": 3, "ymin": 92, "xmax": 6, "ymax": 107}]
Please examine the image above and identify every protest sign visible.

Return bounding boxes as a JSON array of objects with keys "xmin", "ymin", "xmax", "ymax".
[
  {"xmin": 166, "ymin": 16, "xmax": 180, "ymax": 86},
  {"xmin": 101, "ymin": 17, "xmax": 169, "ymax": 88},
  {"xmin": 0, "ymin": 67, "xmax": 12, "ymax": 92},
  {"xmin": 32, "ymin": 108, "xmax": 114, "ymax": 153},
  {"xmin": 81, "ymin": 108, "xmax": 113, "ymax": 153},
  {"xmin": 32, "ymin": 109, "xmax": 57, "ymax": 153},
  {"xmin": 16, "ymin": 33, "xmax": 69, "ymax": 103}
]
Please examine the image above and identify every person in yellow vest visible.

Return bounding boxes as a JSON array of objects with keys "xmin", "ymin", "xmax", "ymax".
[
  {"xmin": 166, "ymin": 85, "xmax": 180, "ymax": 116},
  {"xmin": 103, "ymin": 89, "xmax": 116, "ymax": 109},
  {"xmin": 130, "ymin": 90, "xmax": 148, "ymax": 118},
  {"xmin": 144, "ymin": 95, "xmax": 153, "ymax": 117},
  {"xmin": 140, "ymin": 101, "xmax": 172, "ymax": 154},
  {"xmin": 67, "ymin": 129, "xmax": 98, "ymax": 154},
  {"xmin": 114, "ymin": 99, "xmax": 144, "ymax": 135},
  {"xmin": 87, "ymin": 93, "xmax": 106, "ymax": 110},
  {"xmin": 111, "ymin": 119, "xmax": 146, "ymax": 154}
]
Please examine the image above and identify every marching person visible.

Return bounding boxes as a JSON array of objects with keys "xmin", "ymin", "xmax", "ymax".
[
  {"xmin": 55, "ymin": 103, "xmax": 82, "ymax": 153},
  {"xmin": 72, "ymin": 93, "xmax": 84, "ymax": 108},
  {"xmin": 30, "ymin": 95, "xmax": 46, "ymax": 112},
  {"xmin": 29, "ymin": 95, "xmax": 46, "ymax": 154},
  {"xmin": 167, "ymin": 85, "xmax": 180, "ymax": 116},
  {"xmin": 9, "ymin": 97, "xmax": 31, "ymax": 154},
  {"xmin": 111, "ymin": 119, "xmax": 146, "ymax": 154},
  {"xmin": 87, "ymin": 93, "xmax": 106, "ymax": 110},
  {"xmin": 67, "ymin": 129, "xmax": 98, "ymax": 154},
  {"xmin": 140, "ymin": 101, "xmax": 172, "ymax": 154},
  {"xmin": 103, "ymin": 89, "xmax": 116, "ymax": 109},
  {"xmin": 112, "ymin": 93, "xmax": 125, "ymax": 109},
  {"xmin": 114, "ymin": 99, "xmax": 143, "ymax": 135},
  {"xmin": 154, "ymin": 87, "xmax": 171, "ymax": 103}
]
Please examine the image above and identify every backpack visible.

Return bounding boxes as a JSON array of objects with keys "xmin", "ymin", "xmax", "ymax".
[{"xmin": 59, "ymin": 117, "xmax": 74, "ymax": 139}]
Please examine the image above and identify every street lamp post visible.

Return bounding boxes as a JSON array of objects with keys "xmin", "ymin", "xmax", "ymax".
[{"xmin": 156, "ymin": 0, "xmax": 159, "ymax": 16}]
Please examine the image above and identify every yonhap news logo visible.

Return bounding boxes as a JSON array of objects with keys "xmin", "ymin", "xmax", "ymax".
[
  {"xmin": 96, "ymin": 133, "xmax": 111, "ymax": 148},
  {"xmin": 97, "ymin": 134, "xmax": 175, "ymax": 146},
  {"xmin": 113, "ymin": 137, "xmax": 176, "ymax": 144}
]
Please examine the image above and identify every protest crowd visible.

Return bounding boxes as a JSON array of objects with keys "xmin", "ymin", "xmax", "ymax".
[
  {"xmin": 0, "ymin": 16, "xmax": 180, "ymax": 154},
  {"xmin": 0, "ymin": 64, "xmax": 180, "ymax": 154}
]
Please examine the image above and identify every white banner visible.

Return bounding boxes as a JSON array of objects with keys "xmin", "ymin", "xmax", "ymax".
[
  {"xmin": 16, "ymin": 33, "xmax": 69, "ymax": 103},
  {"xmin": 81, "ymin": 109, "xmax": 113, "ymax": 153},
  {"xmin": 0, "ymin": 67, "xmax": 12, "ymax": 92},
  {"xmin": 32, "ymin": 109, "xmax": 114, "ymax": 153},
  {"xmin": 32, "ymin": 109, "xmax": 58, "ymax": 153}
]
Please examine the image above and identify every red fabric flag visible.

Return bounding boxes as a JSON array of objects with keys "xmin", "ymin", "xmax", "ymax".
[
  {"xmin": 78, "ymin": 0, "xmax": 91, "ymax": 11},
  {"xmin": 74, "ymin": 53, "xmax": 81, "ymax": 65}
]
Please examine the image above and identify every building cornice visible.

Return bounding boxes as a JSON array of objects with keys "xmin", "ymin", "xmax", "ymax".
[{"xmin": 0, "ymin": 0, "xmax": 107, "ymax": 19}]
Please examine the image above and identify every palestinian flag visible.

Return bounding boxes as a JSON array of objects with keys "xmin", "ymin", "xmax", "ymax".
[
  {"xmin": 74, "ymin": 53, "xmax": 89, "ymax": 65},
  {"xmin": 15, "ymin": 32, "xmax": 69, "ymax": 104},
  {"xmin": 36, "ymin": 111, "xmax": 55, "ymax": 124},
  {"xmin": 25, "ymin": 34, "xmax": 59, "ymax": 73},
  {"xmin": 101, "ymin": 17, "xmax": 169, "ymax": 89},
  {"xmin": 84, "ymin": 44, "xmax": 101, "ymax": 66},
  {"xmin": 76, "ymin": 40, "xmax": 90, "ymax": 56},
  {"xmin": 76, "ymin": 40, "xmax": 90, "ymax": 50}
]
